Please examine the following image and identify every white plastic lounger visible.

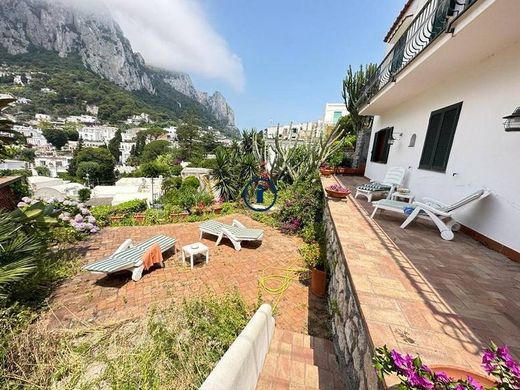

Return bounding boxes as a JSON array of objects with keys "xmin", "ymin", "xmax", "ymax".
[
  {"xmin": 83, "ymin": 235, "xmax": 176, "ymax": 281},
  {"xmin": 355, "ymin": 166, "xmax": 406, "ymax": 202},
  {"xmin": 371, "ymin": 189, "xmax": 489, "ymax": 240},
  {"xmin": 199, "ymin": 219, "xmax": 264, "ymax": 251}
]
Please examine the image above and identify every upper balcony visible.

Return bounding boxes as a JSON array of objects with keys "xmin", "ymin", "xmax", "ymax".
[{"xmin": 358, "ymin": 0, "xmax": 520, "ymax": 115}]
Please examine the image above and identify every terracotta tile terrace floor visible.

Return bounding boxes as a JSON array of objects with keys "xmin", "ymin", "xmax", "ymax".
[
  {"xmin": 44, "ymin": 214, "xmax": 330, "ymax": 339},
  {"xmin": 325, "ymin": 175, "xmax": 520, "ymax": 373}
]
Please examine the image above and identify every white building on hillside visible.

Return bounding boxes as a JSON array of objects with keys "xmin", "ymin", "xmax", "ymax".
[
  {"xmin": 13, "ymin": 125, "xmax": 49, "ymax": 147},
  {"xmin": 265, "ymin": 121, "xmax": 323, "ymax": 140},
  {"xmin": 323, "ymin": 103, "xmax": 348, "ymax": 126},
  {"xmin": 78, "ymin": 126, "xmax": 117, "ymax": 143},
  {"xmin": 122, "ymin": 128, "xmax": 144, "ymax": 142},
  {"xmin": 34, "ymin": 154, "xmax": 72, "ymax": 177},
  {"xmin": 126, "ymin": 113, "xmax": 151, "ymax": 125},
  {"xmin": 119, "ymin": 141, "xmax": 136, "ymax": 164},
  {"xmin": 0, "ymin": 159, "xmax": 26, "ymax": 170},
  {"xmin": 65, "ymin": 115, "xmax": 97, "ymax": 124},
  {"xmin": 359, "ymin": 0, "xmax": 520, "ymax": 257},
  {"xmin": 27, "ymin": 176, "xmax": 85, "ymax": 199},
  {"xmin": 90, "ymin": 177, "xmax": 163, "ymax": 206}
]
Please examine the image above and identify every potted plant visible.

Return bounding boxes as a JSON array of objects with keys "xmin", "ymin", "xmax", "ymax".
[
  {"xmin": 212, "ymin": 197, "xmax": 224, "ymax": 214},
  {"xmin": 300, "ymin": 243, "xmax": 327, "ymax": 297},
  {"xmin": 109, "ymin": 214, "xmax": 124, "ymax": 224},
  {"xmin": 325, "ymin": 184, "xmax": 351, "ymax": 199},
  {"xmin": 169, "ymin": 205, "xmax": 189, "ymax": 221},
  {"xmin": 319, "ymin": 163, "xmax": 334, "ymax": 177},
  {"xmin": 133, "ymin": 212, "xmax": 146, "ymax": 224},
  {"xmin": 373, "ymin": 343, "xmax": 519, "ymax": 389}
]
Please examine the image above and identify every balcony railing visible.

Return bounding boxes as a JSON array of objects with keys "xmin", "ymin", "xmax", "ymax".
[{"xmin": 357, "ymin": 0, "xmax": 477, "ymax": 108}]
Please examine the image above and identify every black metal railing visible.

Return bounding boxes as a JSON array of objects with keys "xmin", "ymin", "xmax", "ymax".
[{"xmin": 357, "ymin": 0, "xmax": 477, "ymax": 108}]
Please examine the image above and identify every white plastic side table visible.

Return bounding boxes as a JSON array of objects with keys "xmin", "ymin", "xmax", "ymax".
[
  {"xmin": 391, "ymin": 192, "xmax": 415, "ymax": 204},
  {"xmin": 182, "ymin": 242, "xmax": 209, "ymax": 270}
]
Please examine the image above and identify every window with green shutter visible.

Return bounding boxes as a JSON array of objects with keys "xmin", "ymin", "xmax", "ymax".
[
  {"xmin": 370, "ymin": 127, "xmax": 393, "ymax": 164},
  {"xmin": 419, "ymin": 102, "xmax": 462, "ymax": 172}
]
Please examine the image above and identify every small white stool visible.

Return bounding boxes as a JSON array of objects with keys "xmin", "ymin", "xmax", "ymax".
[{"xmin": 181, "ymin": 242, "xmax": 209, "ymax": 270}]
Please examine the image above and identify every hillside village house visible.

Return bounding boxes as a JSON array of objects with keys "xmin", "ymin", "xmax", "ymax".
[
  {"xmin": 360, "ymin": 0, "xmax": 520, "ymax": 258},
  {"xmin": 78, "ymin": 125, "xmax": 117, "ymax": 143}
]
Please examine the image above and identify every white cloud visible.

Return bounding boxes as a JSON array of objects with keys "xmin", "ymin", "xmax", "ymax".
[{"xmin": 69, "ymin": 0, "xmax": 245, "ymax": 91}]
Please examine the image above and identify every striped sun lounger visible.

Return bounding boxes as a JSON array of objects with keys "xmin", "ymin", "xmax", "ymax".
[
  {"xmin": 84, "ymin": 235, "xmax": 176, "ymax": 281},
  {"xmin": 355, "ymin": 166, "xmax": 406, "ymax": 202},
  {"xmin": 199, "ymin": 219, "xmax": 264, "ymax": 251}
]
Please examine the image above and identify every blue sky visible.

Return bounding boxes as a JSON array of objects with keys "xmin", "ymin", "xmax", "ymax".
[{"xmin": 190, "ymin": 0, "xmax": 404, "ymax": 129}]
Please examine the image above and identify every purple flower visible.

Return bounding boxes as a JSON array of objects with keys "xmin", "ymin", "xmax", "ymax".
[
  {"xmin": 80, "ymin": 208, "xmax": 90, "ymax": 215},
  {"xmin": 482, "ymin": 349, "xmax": 496, "ymax": 374},
  {"xmin": 407, "ymin": 371, "xmax": 433, "ymax": 389},
  {"xmin": 85, "ymin": 222, "xmax": 94, "ymax": 230},
  {"xmin": 87, "ymin": 216, "xmax": 96, "ymax": 224},
  {"xmin": 90, "ymin": 228, "xmax": 99, "ymax": 233},
  {"xmin": 74, "ymin": 214, "xmax": 84, "ymax": 223},
  {"xmin": 466, "ymin": 375, "xmax": 484, "ymax": 390},
  {"xmin": 435, "ymin": 371, "xmax": 451, "ymax": 383}
]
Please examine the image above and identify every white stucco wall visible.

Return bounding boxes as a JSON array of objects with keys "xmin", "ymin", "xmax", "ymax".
[{"xmin": 365, "ymin": 39, "xmax": 520, "ymax": 252}]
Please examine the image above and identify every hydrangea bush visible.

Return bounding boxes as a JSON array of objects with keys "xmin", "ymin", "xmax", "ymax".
[
  {"xmin": 18, "ymin": 196, "xmax": 100, "ymax": 235},
  {"xmin": 373, "ymin": 344, "xmax": 520, "ymax": 390}
]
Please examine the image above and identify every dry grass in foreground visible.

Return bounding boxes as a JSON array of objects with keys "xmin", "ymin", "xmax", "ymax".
[{"xmin": 2, "ymin": 292, "xmax": 251, "ymax": 390}]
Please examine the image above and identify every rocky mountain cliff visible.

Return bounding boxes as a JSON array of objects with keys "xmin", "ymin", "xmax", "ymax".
[{"xmin": 0, "ymin": 0, "xmax": 235, "ymax": 128}]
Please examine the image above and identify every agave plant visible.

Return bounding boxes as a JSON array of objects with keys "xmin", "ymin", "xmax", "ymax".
[{"xmin": 0, "ymin": 211, "xmax": 46, "ymax": 298}]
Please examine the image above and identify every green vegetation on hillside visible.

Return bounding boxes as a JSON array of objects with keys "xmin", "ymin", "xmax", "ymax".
[{"xmin": 0, "ymin": 49, "xmax": 231, "ymax": 131}]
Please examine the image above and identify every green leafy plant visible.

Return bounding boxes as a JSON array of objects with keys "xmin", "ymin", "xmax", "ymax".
[
  {"xmin": 78, "ymin": 188, "xmax": 91, "ymax": 202},
  {"xmin": 299, "ymin": 243, "xmax": 323, "ymax": 270},
  {"xmin": 181, "ymin": 176, "xmax": 201, "ymax": 190}
]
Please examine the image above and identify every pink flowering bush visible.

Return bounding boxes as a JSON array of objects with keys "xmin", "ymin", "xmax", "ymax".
[
  {"xmin": 18, "ymin": 196, "xmax": 100, "ymax": 235},
  {"xmin": 326, "ymin": 184, "xmax": 351, "ymax": 194},
  {"xmin": 373, "ymin": 344, "xmax": 520, "ymax": 389}
]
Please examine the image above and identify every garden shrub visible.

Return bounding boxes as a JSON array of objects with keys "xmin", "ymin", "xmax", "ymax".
[
  {"xmin": 114, "ymin": 199, "xmax": 148, "ymax": 214},
  {"xmin": 181, "ymin": 176, "xmax": 200, "ymax": 190},
  {"xmin": 162, "ymin": 176, "xmax": 182, "ymax": 192},
  {"xmin": 276, "ymin": 179, "xmax": 324, "ymax": 239},
  {"xmin": 78, "ymin": 188, "xmax": 91, "ymax": 202}
]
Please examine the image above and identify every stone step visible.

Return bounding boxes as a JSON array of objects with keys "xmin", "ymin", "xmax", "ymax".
[{"xmin": 256, "ymin": 329, "xmax": 346, "ymax": 390}]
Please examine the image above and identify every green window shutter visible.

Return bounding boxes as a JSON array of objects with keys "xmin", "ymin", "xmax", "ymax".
[
  {"xmin": 382, "ymin": 127, "xmax": 393, "ymax": 163},
  {"xmin": 419, "ymin": 102, "xmax": 462, "ymax": 172},
  {"xmin": 420, "ymin": 112, "xmax": 443, "ymax": 168}
]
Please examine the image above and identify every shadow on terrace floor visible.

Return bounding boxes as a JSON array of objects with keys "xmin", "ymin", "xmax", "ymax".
[{"xmin": 334, "ymin": 175, "xmax": 520, "ymax": 367}]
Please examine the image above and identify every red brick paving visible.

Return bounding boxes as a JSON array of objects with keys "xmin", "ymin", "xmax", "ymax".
[
  {"xmin": 324, "ymin": 175, "xmax": 520, "ymax": 374},
  {"xmin": 257, "ymin": 329, "xmax": 346, "ymax": 390},
  {"xmin": 44, "ymin": 214, "xmax": 329, "ymax": 338}
]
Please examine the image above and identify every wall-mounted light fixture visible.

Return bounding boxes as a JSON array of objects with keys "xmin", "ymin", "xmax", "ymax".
[
  {"xmin": 503, "ymin": 107, "xmax": 520, "ymax": 132},
  {"xmin": 387, "ymin": 132, "xmax": 403, "ymax": 145}
]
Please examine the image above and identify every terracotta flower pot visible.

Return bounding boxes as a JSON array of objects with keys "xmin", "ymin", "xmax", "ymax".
[
  {"xmin": 430, "ymin": 365, "xmax": 495, "ymax": 387},
  {"xmin": 310, "ymin": 268, "xmax": 327, "ymax": 297},
  {"xmin": 325, "ymin": 188, "xmax": 351, "ymax": 199},
  {"xmin": 170, "ymin": 211, "xmax": 189, "ymax": 221},
  {"xmin": 134, "ymin": 213, "xmax": 145, "ymax": 224},
  {"xmin": 109, "ymin": 215, "xmax": 123, "ymax": 224},
  {"xmin": 319, "ymin": 167, "xmax": 334, "ymax": 177},
  {"xmin": 335, "ymin": 167, "xmax": 348, "ymax": 174}
]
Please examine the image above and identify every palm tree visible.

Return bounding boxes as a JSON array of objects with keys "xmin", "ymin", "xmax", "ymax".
[{"xmin": 0, "ymin": 211, "xmax": 44, "ymax": 298}]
